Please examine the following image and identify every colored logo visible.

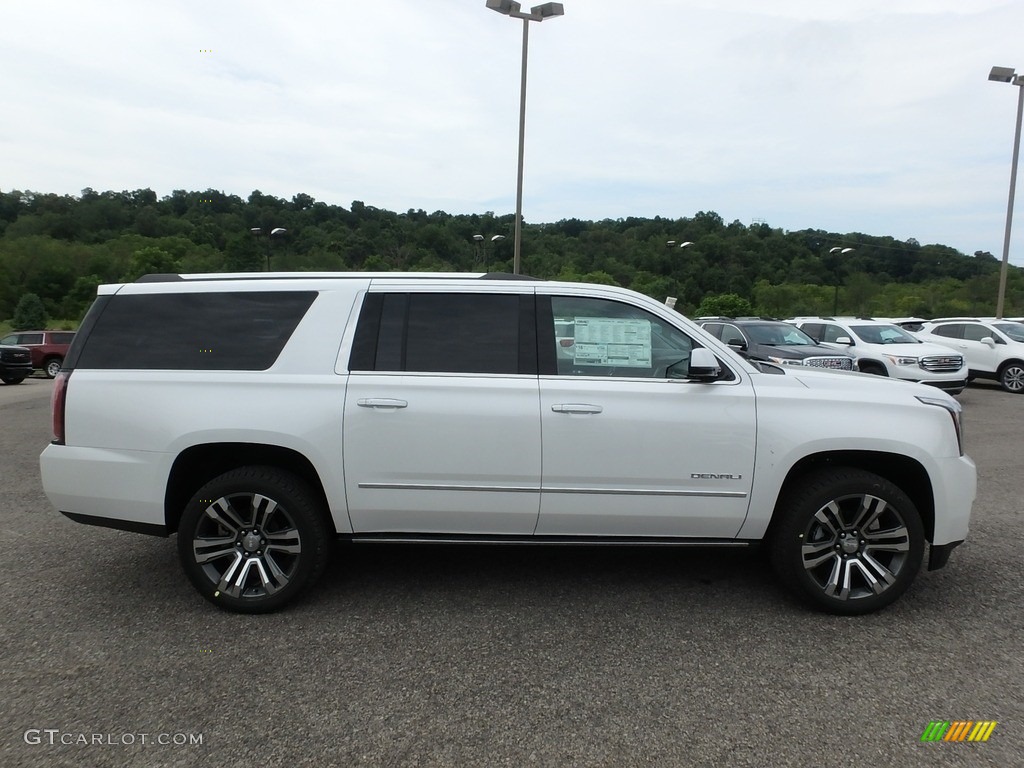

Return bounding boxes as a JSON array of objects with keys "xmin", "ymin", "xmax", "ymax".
[{"xmin": 921, "ymin": 721, "xmax": 997, "ymax": 742}]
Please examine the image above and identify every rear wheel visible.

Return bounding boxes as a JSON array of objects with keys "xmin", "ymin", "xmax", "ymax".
[
  {"xmin": 44, "ymin": 357, "xmax": 63, "ymax": 378},
  {"xmin": 770, "ymin": 468, "xmax": 924, "ymax": 614},
  {"xmin": 177, "ymin": 466, "xmax": 331, "ymax": 613},
  {"xmin": 998, "ymin": 361, "xmax": 1024, "ymax": 393}
]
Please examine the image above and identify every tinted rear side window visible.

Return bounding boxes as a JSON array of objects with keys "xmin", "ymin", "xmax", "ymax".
[
  {"xmin": 351, "ymin": 292, "xmax": 532, "ymax": 374},
  {"xmin": 50, "ymin": 333, "xmax": 76, "ymax": 344},
  {"xmin": 75, "ymin": 291, "xmax": 317, "ymax": 370}
]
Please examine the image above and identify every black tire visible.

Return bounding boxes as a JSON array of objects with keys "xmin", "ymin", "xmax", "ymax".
[
  {"xmin": 177, "ymin": 466, "xmax": 331, "ymax": 614},
  {"xmin": 44, "ymin": 357, "xmax": 63, "ymax": 378},
  {"xmin": 998, "ymin": 361, "xmax": 1024, "ymax": 394},
  {"xmin": 1, "ymin": 376, "xmax": 26, "ymax": 385},
  {"xmin": 770, "ymin": 468, "xmax": 924, "ymax": 615}
]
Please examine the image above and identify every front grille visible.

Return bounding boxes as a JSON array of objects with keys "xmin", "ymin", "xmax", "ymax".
[
  {"xmin": 920, "ymin": 355, "xmax": 963, "ymax": 372},
  {"xmin": 1, "ymin": 350, "xmax": 31, "ymax": 363},
  {"xmin": 804, "ymin": 356, "xmax": 854, "ymax": 370}
]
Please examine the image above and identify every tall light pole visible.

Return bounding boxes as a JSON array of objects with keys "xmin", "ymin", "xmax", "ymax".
[
  {"xmin": 485, "ymin": 0, "xmax": 565, "ymax": 275},
  {"xmin": 988, "ymin": 66, "xmax": 1024, "ymax": 319}
]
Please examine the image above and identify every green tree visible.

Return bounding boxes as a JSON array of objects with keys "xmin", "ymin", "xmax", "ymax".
[
  {"xmin": 695, "ymin": 293, "xmax": 753, "ymax": 317},
  {"xmin": 13, "ymin": 292, "xmax": 47, "ymax": 329}
]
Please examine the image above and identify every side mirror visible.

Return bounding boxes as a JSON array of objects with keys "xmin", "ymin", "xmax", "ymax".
[
  {"xmin": 727, "ymin": 339, "xmax": 747, "ymax": 351},
  {"xmin": 980, "ymin": 336, "xmax": 996, "ymax": 348},
  {"xmin": 688, "ymin": 348, "xmax": 721, "ymax": 381},
  {"xmin": 834, "ymin": 336, "xmax": 853, "ymax": 345}
]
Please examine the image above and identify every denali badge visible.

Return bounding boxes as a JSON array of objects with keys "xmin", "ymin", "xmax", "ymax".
[{"xmin": 691, "ymin": 473, "xmax": 743, "ymax": 480}]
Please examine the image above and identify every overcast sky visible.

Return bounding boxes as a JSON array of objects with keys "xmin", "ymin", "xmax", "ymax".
[{"xmin": 3, "ymin": 0, "xmax": 1024, "ymax": 263}]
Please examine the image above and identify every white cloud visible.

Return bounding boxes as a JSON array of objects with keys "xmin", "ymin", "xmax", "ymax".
[{"xmin": 1, "ymin": 0, "xmax": 1023, "ymax": 263}]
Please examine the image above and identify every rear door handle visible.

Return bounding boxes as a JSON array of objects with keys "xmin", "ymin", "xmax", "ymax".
[
  {"xmin": 357, "ymin": 398, "xmax": 408, "ymax": 409},
  {"xmin": 551, "ymin": 403, "xmax": 603, "ymax": 415}
]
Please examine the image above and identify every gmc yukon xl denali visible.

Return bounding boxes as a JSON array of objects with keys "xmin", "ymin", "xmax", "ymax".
[{"xmin": 40, "ymin": 273, "xmax": 976, "ymax": 615}]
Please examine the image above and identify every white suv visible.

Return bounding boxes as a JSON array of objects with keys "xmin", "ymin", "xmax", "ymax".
[
  {"xmin": 915, "ymin": 318, "xmax": 1024, "ymax": 393},
  {"xmin": 39, "ymin": 273, "xmax": 976, "ymax": 616},
  {"xmin": 790, "ymin": 317, "xmax": 967, "ymax": 394}
]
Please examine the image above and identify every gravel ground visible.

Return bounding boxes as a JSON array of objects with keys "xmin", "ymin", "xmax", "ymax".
[{"xmin": 0, "ymin": 378, "xmax": 1020, "ymax": 767}]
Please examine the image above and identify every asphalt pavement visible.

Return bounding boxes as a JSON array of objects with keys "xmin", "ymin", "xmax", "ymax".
[{"xmin": 1, "ymin": 377, "xmax": 1021, "ymax": 767}]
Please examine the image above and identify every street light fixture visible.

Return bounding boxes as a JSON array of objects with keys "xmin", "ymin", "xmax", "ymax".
[
  {"xmin": 988, "ymin": 65, "xmax": 1024, "ymax": 319},
  {"xmin": 250, "ymin": 227, "xmax": 288, "ymax": 272},
  {"xmin": 472, "ymin": 233, "xmax": 507, "ymax": 271},
  {"xmin": 485, "ymin": 0, "xmax": 565, "ymax": 275},
  {"xmin": 828, "ymin": 246, "xmax": 855, "ymax": 315}
]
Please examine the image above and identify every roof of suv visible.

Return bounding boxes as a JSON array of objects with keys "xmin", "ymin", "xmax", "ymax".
[{"xmin": 134, "ymin": 271, "xmax": 542, "ymax": 283}]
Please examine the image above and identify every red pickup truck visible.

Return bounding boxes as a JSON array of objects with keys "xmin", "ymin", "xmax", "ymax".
[{"xmin": 0, "ymin": 330, "xmax": 76, "ymax": 378}]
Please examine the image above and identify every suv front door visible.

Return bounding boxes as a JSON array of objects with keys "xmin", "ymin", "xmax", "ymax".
[{"xmin": 536, "ymin": 290, "xmax": 755, "ymax": 538}]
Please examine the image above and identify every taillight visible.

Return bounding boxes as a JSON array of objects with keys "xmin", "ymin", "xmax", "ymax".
[{"xmin": 51, "ymin": 371, "xmax": 70, "ymax": 444}]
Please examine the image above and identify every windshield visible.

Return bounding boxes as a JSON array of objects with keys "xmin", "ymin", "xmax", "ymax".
[
  {"xmin": 994, "ymin": 322, "xmax": 1024, "ymax": 342},
  {"xmin": 850, "ymin": 324, "xmax": 920, "ymax": 344},
  {"xmin": 744, "ymin": 323, "xmax": 817, "ymax": 346}
]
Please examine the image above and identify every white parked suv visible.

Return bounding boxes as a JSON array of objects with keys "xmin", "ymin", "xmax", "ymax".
[
  {"xmin": 39, "ymin": 273, "xmax": 976, "ymax": 615},
  {"xmin": 914, "ymin": 318, "xmax": 1024, "ymax": 393},
  {"xmin": 789, "ymin": 317, "xmax": 967, "ymax": 394}
]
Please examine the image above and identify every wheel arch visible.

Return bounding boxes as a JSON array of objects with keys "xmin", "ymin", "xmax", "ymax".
[
  {"xmin": 996, "ymin": 358, "xmax": 1024, "ymax": 388},
  {"xmin": 857, "ymin": 359, "xmax": 888, "ymax": 375},
  {"xmin": 766, "ymin": 450, "xmax": 936, "ymax": 543},
  {"xmin": 164, "ymin": 443, "xmax": 333, "ymax": 535}
]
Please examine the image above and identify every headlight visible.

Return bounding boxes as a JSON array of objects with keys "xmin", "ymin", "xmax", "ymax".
[
  {"xmin": 767, "ymin": 356, "xmax": 804, "ymax": 366},
  {"xmin": 916, "ymin": 395, "xmax": 964, "ymax": 456},
  {"xmin": 885, "ymin": 355, "xmax": 918, "ymax": 366}
]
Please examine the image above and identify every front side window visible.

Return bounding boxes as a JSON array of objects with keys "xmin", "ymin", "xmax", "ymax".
[
  {"xmin": 720, "ymin": 324, "xmax": 747, "ymax": 347},
  {"xmin": 962, "ymin": 324, "xmax": 995, "ymax": 342},
  {"xmin": 548, "ymin": 296, "xmax": 696, "ymax": 378}
]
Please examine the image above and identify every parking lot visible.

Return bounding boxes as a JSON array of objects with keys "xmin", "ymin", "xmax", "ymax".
[{"xmin": 1, "ymin": 376, "xmax": 1020, "ymax": 767}]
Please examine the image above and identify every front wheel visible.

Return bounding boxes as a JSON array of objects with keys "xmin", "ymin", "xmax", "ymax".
[
  {"xmin": 177, "ymin": 466, "xmax": 331, "ymax": 613},
  {"xmin": 998, "ymin": 362, "xmax": 1024, "ymax": 393},
  {"xmin": 770, "ymin": 468, "xmax": 924, "ymax": 615},
  {"xmin": 1, "ymin": 376, "xmax": 26, "ymax": 385}
]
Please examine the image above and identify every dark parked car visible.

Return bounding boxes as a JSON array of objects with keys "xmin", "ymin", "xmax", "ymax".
[
  {"xmin": 0, "ymin": 343, "xmax": 33, "ymax": 384},
  {"xmin": 0, "ymin": 330, "xmax": 76, "ymax": 378},
  {"xmin": 697, "ymin": 317, "xmax": 856, "ymax": 371}
]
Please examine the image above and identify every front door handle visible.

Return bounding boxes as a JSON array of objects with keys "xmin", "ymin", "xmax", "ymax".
[
  {"xmin": 357, "ymin": 398, "xmax": 408, "ymax": 409},
  {"xmin": 551, "ymin": 403, "xmax": 603, "ymax": 415}
]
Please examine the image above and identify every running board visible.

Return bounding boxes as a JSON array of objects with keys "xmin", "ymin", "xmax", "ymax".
[{"xmin": 345, "ymin": 533, "xmax": 754, "ymax": 548}]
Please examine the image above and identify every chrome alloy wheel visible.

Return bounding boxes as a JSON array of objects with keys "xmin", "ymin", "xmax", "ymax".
[
  {"xmin": 192, "ymin": 492, "xmax": 302, "ymax": 600},
  {"xmin": 1001, "ymin": 363, "xmax": 1024, "ymax": 393},
  {"xmin": 799, "ymin": 493, "xmax": 911, "ymax": 602}
]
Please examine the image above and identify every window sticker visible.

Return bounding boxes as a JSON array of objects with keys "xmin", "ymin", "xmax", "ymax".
[{"xmin": 571, "ymin": 317, "xmax": 652, "ymax": 367}]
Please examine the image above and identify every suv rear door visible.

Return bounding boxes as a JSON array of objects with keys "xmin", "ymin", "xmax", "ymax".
[{"xmin": 343, "ymin": 289, "xmax": 542, "ymax": 534}]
